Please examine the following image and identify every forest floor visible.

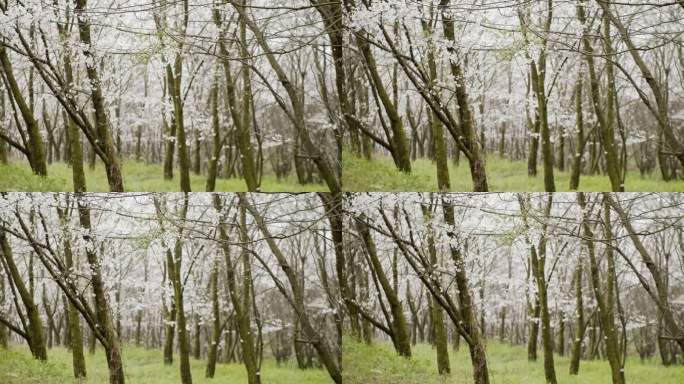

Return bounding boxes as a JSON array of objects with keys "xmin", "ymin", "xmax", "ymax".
[
  {"xmin": 343, "ymin": 337, "xmax": 684, "ymax": 384},
  {"xmin": 0, "ymin": 160, "xmax": 327, "ymax": 192},
  {"xmin": 0, "ymin": 344, "xmax": 332, "ymax": 384},
  {"xmin": 343, "ymin": 153, "xmax": 684, "ymax": 191}
]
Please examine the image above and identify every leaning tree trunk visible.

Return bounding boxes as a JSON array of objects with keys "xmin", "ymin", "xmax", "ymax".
[{"xmin": 0, "ymin": 232, "xmax": 47, "ymax": 361}]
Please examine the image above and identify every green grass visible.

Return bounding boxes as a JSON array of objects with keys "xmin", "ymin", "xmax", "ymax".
[
  {"xmin": 0, "ymin": 344, "xmax": 332, "ymax": 384},
  {"xmin": 0, "ymin": 160, "xmax": 327, "ymax": 192},
  {"xmin": 343, "ymin": 337, "xmax": 684, "ymax": 384},
  {"xmin": 343, "ymin": 153, "xmax": 684, "ymax": 191}
]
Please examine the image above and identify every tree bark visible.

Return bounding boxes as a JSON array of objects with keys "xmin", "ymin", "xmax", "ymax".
[{"xmin": 74, "ymin": 0, "xmax": 124, "ymax": 191}]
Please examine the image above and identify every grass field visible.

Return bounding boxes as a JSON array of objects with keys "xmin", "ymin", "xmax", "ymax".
[
  {"xmin": 0, "ymin": 161, "xmax": 327, "ymax": 192},
  {"xmin": 0, "ymin": 344, "xmax": 331, "ymax": 384},
  {"xmin": 343, "ymin": 337, "xmax": 684, "ymax": 384},
  {"xmin": 343, "ymin": 154, "xmax": 684, "ymax": 192}
]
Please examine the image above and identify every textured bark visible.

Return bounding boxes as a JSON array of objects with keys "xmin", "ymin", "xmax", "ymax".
[
  {"xmin": 170, "ymin": 237, "xmax": 192, "ymax": 384},
  {"xmin": 569, "ymin": 60, "xmax": 584, "ymax": 190},
  {"xmin": 577, "ymin": 2, "xmax": 622, "ymax": 191},
  {"xmin": 519, "ymin": 194, "xmax": 557, "ymax": 384},
  {"xmin": 214, "ymin": 196, "xmax": 260, "ymax": 384},
  {"xmin": 74, "ymin": 0, "xmax": 124, "ymax": 191},
  {"xmin": 320, "ymin": 193, "xmax": 359, "ymax": 341},
  {"xmin": 63, "ymin": 233, "xmax": 87, "ymax": 378},
  {"xmin": 0, "ymin": 47, "xmax": 47, "ymax": 175},
  {"xmin": 0, "ymin": 231, "xmax": 47, "ymax": 361},
  {"xmin": 205, "ymin": 77, "xmax": 220, "ymax": 192},
  {"xmin": 421, "ymin": 14, "xmax": 450, "ymax": 191},
  {"xmin": 355, "ymin": 216, "xmax": 412, "ymax": 358},
  {"xmin": 57, "ymin": 26, "xmax": 87, "ymax": 193},
  {"xmin": 76, "ymin": 197, "xmax": 125, "ymax": 384},
  {"xmin": 423, "ymin": 206, "xmax": 450, "ymax": 374},
  {"xmin": 577, "ymin": 193, "xmax": 624, "ymax": 384},
  {"xmin": 569, "ymin": 259, "xmax": 585, "ymax": 375},
  {"xmin": 211, "ymin": 3, "xmax": 262, "ymax": 191},
  {"xmin": 355, "ymin": 35, "xmax": 411, "ymax": 173},
  {"xmin": 442, "ymin": 200, "xmax": 490, "ymax": 384},
  {"xmin": 439, "ymin": 1, "xmax": 488, "ymax": 191},
  {"xmin": 205, "ymin": 264, "xmax": 220, "ymax": 378}
]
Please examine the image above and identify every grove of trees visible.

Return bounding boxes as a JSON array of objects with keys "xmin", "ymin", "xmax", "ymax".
[
  {"xmin": 2, "ymin": 1, "xmax": 683, "ymax": 192},
  {"xmin": 344, "ymin": 192, "xmax": 684, "ymax": 383},
  {"xmin": 0, "ymin": 0, "xmax": 344, "ymax": 192},
  {"xmin": 0, "ymin": 193, "xmax": 342, "ymax": 383},
  {"xmin": 342, "ymin": 0, "xmax": 684, "ymax": 191}
]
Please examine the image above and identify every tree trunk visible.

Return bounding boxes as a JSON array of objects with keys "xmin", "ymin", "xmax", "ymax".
[
  {"xmin": 205, "ymin": 264, "xmax": 220, "ymax": 378},
  {"xmin": 355, "ymin": 216, "xmax": 412, "ymax": 358},
  {"xmin": 205, "ymin": 77, "xmax": 221, "ymax": 192},
  {"xmin": 0, "ymin": 231, "xmax": 47, "ymax": 360},
  {"xmin": 577, "ymin": 193, "xmax": 624, "ymax": 384},
  {"xmin": 63, "ymin": 235, "xmax": 87, "ymax": 378},
  {"xmin": 76, "ymin": 197, "xmax": 125, "ymax": 384},
  {"xmin": 74, "ymin": 0, "xmax": 124, "ymax": 191},
  {"xmin": 442, "ymin": 201, "xmax": 490, "ymax": 384},
  {"xmin": 569, "ymin": 258, "xmax": 585, "ymax": 375}
]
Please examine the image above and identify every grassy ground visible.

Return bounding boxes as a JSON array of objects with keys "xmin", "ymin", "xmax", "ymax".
[
  {"xmin": 343, "ymin": 154, "xmax": 684, "ymax": 192},
  {"xmin": 0, "ymin": 161, "xmax": 327, "ymax": 192},
  {"xmin": 0, "ymin": 344, "xmax": 331, "ymax": 384},
  {"xmin": 343, "ymin": 337, "xmax": 684, "ymax": 384}
]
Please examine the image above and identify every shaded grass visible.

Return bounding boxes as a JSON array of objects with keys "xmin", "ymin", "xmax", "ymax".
[
  {"xmin": 343, "ymin": 337, "xmax": 684, "ymax": 384},
  {"xmin": 343, "ymin": 153, "xmax": 684, "ymax": 192},
  {"xmin": 0, "ymin": 344, "xmax": 331, "ymax": 384},
  {"xmin": 0, "ymin": 160, "xmax": 327, "ymax": 192}
]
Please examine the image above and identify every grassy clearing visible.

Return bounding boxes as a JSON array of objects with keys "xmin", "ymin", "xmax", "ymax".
[
  {"xmin": 0, "ymin": 161, "xmax": 327, "ymax": 192},
  {"xmin": 343, "ymin": 337, "xmax": 684, "ymax": 384},
  {"xmin": 343, "ymin": 153, "xmax": 684, "ymax": 192},
  {"xmin": 0, "ymin": 344, "xmax": 331, "ymax": 384}
]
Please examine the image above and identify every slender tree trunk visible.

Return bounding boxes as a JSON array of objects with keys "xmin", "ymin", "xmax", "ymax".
[
  {"xmin": 519, "ymin": 194, "xmax": 556, "ymax": 383},
  {"xmin": 205, "ymin": 264, "xmax": 220, "ymax": 378},
  {"xmin": 205, "ymin": 75, "xmax": 221, "ymax": 192},
  {"xmin": 422, "ymin": 205, "xmax": 450, "ymax": 374},
  {"xmin": 63, "ymin": 234, "xmax": 87, "ymax": 378},
  {"xmin": 170, "ymin": 239, "xmax": 192, "ymax": 384},
  {"xmin": 569, "ymin": 61, "xmax": 584, "ymax": 190},
  {"xmin": 569, "ymin": 258, "xmax": 585, "ymax": 375}
]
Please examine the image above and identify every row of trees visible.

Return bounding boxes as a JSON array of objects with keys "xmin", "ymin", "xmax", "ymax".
[
  {"xmin": 0, "ymin": 193, "xmax": 342, "ymax": 383},
  {"xmin": 343, "ymin": 193, "xmax": 684, "ymax": 383}
]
